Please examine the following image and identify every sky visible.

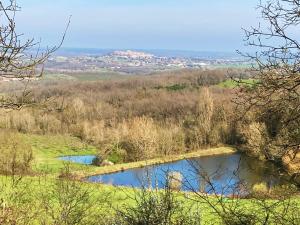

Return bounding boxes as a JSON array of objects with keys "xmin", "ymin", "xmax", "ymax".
[{"xmin": 16, "ymin": 0, "xmax": 259, "ymax": 52}]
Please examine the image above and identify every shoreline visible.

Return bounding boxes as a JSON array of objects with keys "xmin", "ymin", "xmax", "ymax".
[{"xmin": 77, "ymin": 146, "xmax": 237, "ymax": 179}]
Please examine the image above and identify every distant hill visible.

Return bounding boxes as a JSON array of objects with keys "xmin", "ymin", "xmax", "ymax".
[{"xmin": 53, "ymin": 48, "xmax": 242, "ymax": 60}]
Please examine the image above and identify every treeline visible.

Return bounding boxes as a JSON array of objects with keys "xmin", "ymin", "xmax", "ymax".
[{"xmin": 0, "ymin": 69, "xmax": 243, "ymax": 163}]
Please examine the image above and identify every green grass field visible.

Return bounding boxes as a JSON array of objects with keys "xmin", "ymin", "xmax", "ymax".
[
  {"xmin": 210, "ymin": 63, "xmax": 253, "ymax": 69},
  {"xmin": 43, "ymin": 70, "xmax": 128, "ymax": 81},
  {"xmin": 1, "ymin": 133, "xmax": 299, "ymax": 224},
  {"xmin": 218, "ymin": 79, "xmax": 257, "ymax": 88},
  {"xmin": 0, "ymin": 174, "xmax": 226, "ymax": 224},
  {"xmin": 21, "ymin": 134, "xmax": 98, "ymax": 174},
  {"xmin": 0, "ymin": 134, "xmax": 226, "ymax": 223},
  {"xmin": 1, "ymin": 172, "xmax": 298, "ymax": 224}
]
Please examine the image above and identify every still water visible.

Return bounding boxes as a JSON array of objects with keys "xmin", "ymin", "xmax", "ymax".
[
  {"xmin": 87, "ymin": 153, "xmax": 288, "ymax": 194},
  {"xmin": 59, "ymin": 155, "xmax": 97, "ymax": 165}
]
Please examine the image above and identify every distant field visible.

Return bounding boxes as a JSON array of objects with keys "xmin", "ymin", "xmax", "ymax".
[
  {"xmin": 218, "ymin": 78, "xmax": 257, "ymax": 88},
  {"xmin": 42, "ymin": 73, "xmax": 77, "ymax": 80},
  {"xmin": 71, "ymin": 72, "xmax": 128, "ymax": 81},
  {"xmin": 43, "ymin": 70, "xmax": 128, "ymax": 81},
  {"xmin": 210, "ymin": 63, "xmax": 252, "ymax": 69}
]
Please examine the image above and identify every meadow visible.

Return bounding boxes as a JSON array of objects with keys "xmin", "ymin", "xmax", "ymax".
[
  {"xmin": 1, "ymin": 68, "xmax": 299, "ymax": 225},
  {"xmin": 1, "ymin": 131, "xmax": 299, "ymax": 225}
]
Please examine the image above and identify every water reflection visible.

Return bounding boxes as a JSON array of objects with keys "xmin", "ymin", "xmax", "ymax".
[
  {"xmin": 59, "ymin": 155, "xmax": 96, "ymax": 165},
  {"xmin": 87, "ymin": 153, "xmax": 288, "ymax": 195}
]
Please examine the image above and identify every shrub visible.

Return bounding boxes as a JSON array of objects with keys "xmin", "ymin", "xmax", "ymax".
[
  {"xmin": 221, "ymin": 212, "xmax": 258, "ymax": 225},
  {"xmin": 0, "ymin": 131, "xmax": 33, "ymax": 175},
  {"xmin": 80, "ymin": 120, "xmax": 105, "ymax": 143},
  {"xmin": 107, "ymin": 147, "xmax": 126, "ymax": 164},
  {"xmin": 120, "ymin": 117, "xmax": 159, "ymax": 161},
  {"xmin": 41, "ymin": 165, "xmax": 111, "ymax": 225},
  {"xmin": 157, "ymin": 125, "xmax": 186, "ymax": 156},
  {"xmin": 95, "ymin": 142, "xmax": 127, "ymax": 165},
  {"xmin": 238, "ymin": 122, "xmax": 268, "ymax": 159},
  {"xmin": 8, "ymin": 110, "xmax": 36, "ymax": 133},
  {"xmin": 252, "ymin": 182, "xmax": 269, "ymax": 194},
  {"xmin": 111, "ymin": 186, "xmax": 200, "ymax": 225},
  {"xmin": 38, "ymin": 114, "xmax": 61, "ymax": 134}
]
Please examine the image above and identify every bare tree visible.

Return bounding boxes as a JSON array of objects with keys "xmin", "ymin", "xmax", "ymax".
[
  {"xmin": 0, "ymin": 0, "xmax": 69, "ymax": 79},
  {"xmin": 0, "ymin": 0, "xmax": 69, "ymax": 109},
  {"xmin": 235, "ymin": 0, "xmax": 300, "ymax": 179}
]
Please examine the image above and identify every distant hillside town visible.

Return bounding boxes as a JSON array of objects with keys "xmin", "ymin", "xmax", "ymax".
[
  {"xmin": 45, "ymin": 50, "xmax": 248, "ymax": 74},
  {"xmin": 0, "ymin": 50, "xmax": 249, "ymax": 82}
]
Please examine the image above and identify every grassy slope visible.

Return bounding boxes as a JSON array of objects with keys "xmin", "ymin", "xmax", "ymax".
[
  {"xmin": 2, "ymin": 133, "xmax": 299, "ymax": 224},
  {"xmin": 2, "ymin": 175, "xmax": 298, "ymax": 225},
  {"xmin": 22, "ymin": 134, "xmax": 98, "ymax": 174},
  {"xmin": 0, "ymin": 175, "xmax": 224, "ymax": 224},
  {"xmin": 2, "ymin": 134, "xmax": 227, "ymax": 223}
]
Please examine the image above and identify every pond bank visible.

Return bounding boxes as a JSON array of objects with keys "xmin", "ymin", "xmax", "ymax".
[{"xmin": 77, "ymin": 146, "xmax": 236, "ymax": 179}]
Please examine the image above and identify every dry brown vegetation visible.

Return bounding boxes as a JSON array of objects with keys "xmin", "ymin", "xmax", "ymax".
[
  {"xmin": 235, "ymin": 0, "xmax": 300, "ymax": 180},
  {"xmin": 0, "ymin": 69, "xmax": 243, "ymax": 163},
  {"xmin": 0, "ymin": 131, "xmax": 33, "ymax": 176}
]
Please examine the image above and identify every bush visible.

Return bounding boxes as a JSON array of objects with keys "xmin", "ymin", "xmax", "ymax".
[
  {"xmin": 0, "ymin": 131, "xmax": 33, "ymax": 175},
  {"xmin": 107, "ymin": 147, "xmax": 126, "ymax": 164},
  {"xmin": 38, "ymin": 114, "xmax": 61, "ymax": 134},
  {"xmin": 237, "ymin": 122, "xmax": 268, "ymax": 160},
  {"xmin": 111, "ymin": 186, "xmax": 200, "ymax": 225},
  {"xmin": 41, "ymin": 165, "xmax": 111, "ymax": 225},
  {"xmin": 120, "ymin": 117, "xmax": 159, "ymax": 161},
  {"xmin": 8, "ymin": 110, "xmax": 36, "ymax": 133},
  {"xmin": 252, "ymin": 182, "xmax": 269, "ymax": 194},
  {"xmin": 157, "ymin": 125, "xmax": 186, "ymax": 156}
]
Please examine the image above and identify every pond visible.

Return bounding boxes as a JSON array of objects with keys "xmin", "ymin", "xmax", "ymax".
[
  {"xmin": 87, "ymin": 153, "xmax": 289, "ymax": 195},
  {"xmin": 59, "ymin": 155, "xmax": 97, "ymax": 165}
]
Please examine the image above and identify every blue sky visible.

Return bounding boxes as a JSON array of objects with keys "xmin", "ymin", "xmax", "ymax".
[{"xmin": 17, "ymin": 0, "xmax": 259, "ymax": 51}]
